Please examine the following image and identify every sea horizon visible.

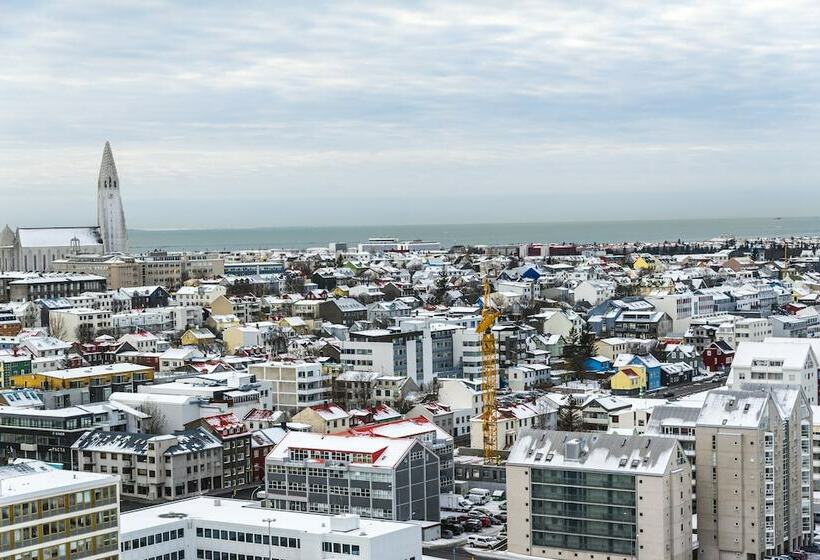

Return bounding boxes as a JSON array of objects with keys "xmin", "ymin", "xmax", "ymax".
[{"xmin": 128, "ymin": 215, "xmax": 820, "ymax": 253}]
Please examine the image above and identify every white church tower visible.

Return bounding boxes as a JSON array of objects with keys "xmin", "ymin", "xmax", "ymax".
[{"xmin": 97, "ymin": 141, "xmax": 129, "ymax": 253}]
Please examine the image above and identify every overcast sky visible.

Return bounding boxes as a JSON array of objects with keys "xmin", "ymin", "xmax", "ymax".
[{"xmin": 2, "ymin": 1, "xmax": 820, "ymax": 229}]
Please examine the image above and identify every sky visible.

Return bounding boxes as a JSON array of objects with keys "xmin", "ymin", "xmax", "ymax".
[{"xmin": 2, "ymin": 1, "xmax": 820, "ymax": 229}]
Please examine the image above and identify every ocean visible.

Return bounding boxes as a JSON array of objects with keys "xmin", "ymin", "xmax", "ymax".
[{"xmin": 128, "ymin": 216, "xmax": 820, "ymax": 252}]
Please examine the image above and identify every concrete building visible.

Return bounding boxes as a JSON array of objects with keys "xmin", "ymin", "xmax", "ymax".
[
  {"xmin": 265, "ymin": 430, "xmax": 440, "ymax": 521},
  {"xmin": 49, "ymin": 307, "xmax": 112, "ymax": 342},
  {"xmin": 506, "ymin": 429, "xmax": 692, "ymax": 560},
  {"xmin": 118, "ymin": 497, "xmax": 422, "ymax": 560},
  {"xmin": 72, "ymin": 428, "xmax": 224, "ymax": 500},
  {"xmin": 695, "ymin": 387, "xmax": 813, "ymax": 559},
  {"xmin": 248, "ymin": 360, "xmax": 330, "ymax": 414},
  {"xmin": 0, "ymin": 227, "xmax": 103, "ymax": 273},
  {"xmin": 727, "ymin": 340, "xmax": 818, "ymax": 405},
  {"xmin": 0, "ymin": 461, "xmax": 120, "ymax": 560}
]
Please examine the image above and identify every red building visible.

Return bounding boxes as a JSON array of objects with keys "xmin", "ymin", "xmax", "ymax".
[{"xmin": 702, "ymin": 341, "xmax": 735, "ymax": 372}]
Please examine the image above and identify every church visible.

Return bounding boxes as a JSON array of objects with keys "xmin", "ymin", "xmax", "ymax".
[{"xmin": 0, "ymin": 142, "xmax": 129, "ymax": 272}]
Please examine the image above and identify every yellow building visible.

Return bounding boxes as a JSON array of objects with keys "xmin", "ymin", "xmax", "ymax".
[
  {"xmin": 12, "ymin": 362, "xmax": 154, "ymax": 398},
  {"xmin": 633, "ymin": 256, "xmax": 653, "ymax": 271},
  {"xmin": 181, "ymin": 327, "xmax": 217, "ymax": 346},
  {"xmin": 609, "ymin": 365, "xmax": 647, "ymax": 394}
]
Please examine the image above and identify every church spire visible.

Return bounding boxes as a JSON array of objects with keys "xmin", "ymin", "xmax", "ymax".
[{"xmin": 97, "ymin": 141, "xmax": 128, "ymax": 253}]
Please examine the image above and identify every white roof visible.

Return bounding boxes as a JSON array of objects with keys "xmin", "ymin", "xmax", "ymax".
[
  {"xmin": 120, "ymin": 497, "xmax": 410, "ymax": 538},
  {"xmin": 16, "ymin": 227, "xmax": 102, "ymax": 248},
  {"xmin": 0, "ymin": 461, "xmax": 116, "ymax": 504},
  {"xmin": 732, "ymin": 340, "xmax": 815, "ymax": 370},
  {"xmin": 39, "ymin": 362, "xmax": 149, "ymax": 380},
  {"xmin": 268, "ymin": 431, "xmax": 416, "ymax": 469}
]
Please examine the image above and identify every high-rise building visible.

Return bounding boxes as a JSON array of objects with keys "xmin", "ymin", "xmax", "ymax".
[
  {"xmin": 97, "ymin": 141, "xmax": 128, "ymax": 254},
  {"xmin": 0, "ymin": 460, "xmax": 120, "ymax": 560},
  {"xmin": 695, "ymin": 386, "xmax": 813, "ymax": 559},
  {"xmin": 506, "ymin": 429, "xmax": 693, "ymax": 560}
]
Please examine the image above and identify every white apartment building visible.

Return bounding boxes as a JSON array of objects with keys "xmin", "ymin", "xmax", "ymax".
[
  {"xmin": 574, "ymin": 279, "xmax": 616, "ymax": 306},
  {"xmin": 715, "ymin": 317, "xmax": 772, "ymax": 349},
  {"xmin": 49, "ymin": 307, "xmax": 112, "ymax": 342},
  {"xmin": 119, "ymin": 497, "xmax": 422, "ymax": 560},
  {"xmin": 506, "ymin": 429, "xmax": 692, "ymax": 560},
  {"xmin": 0, "ymin": 461, "xmax": 120, "ymax": 560},
  {"xmin": 645, "ymin": 292, "xmax": 716, "ymax": 336},
  {"xmin": 248, "ymin": 360, "xmax": 330, "ymax": 414},
  {"xmin": 728, "ymin": 340, "xmax": 818, "ymax": 405},
  {"xmin": 507, "ymin": 363, "xmax": 551, "ymax": 391}
]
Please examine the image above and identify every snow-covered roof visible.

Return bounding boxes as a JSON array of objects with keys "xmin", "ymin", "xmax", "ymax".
[
  {"xmin": 268, "ymin": 431, "xmax": 417, "ymax": 469},
  {"xmin": 16, "ymin": 227, "xmax": 102, "ymax": 248}
]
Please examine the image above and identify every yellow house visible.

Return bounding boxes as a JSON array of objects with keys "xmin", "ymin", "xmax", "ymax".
[
  {"xmin": 609, "ymin": 365, "xmax": 647, "ymax": 394},
  {"xmin": 181, "ymin": 327, "xmax": 217, "ymax": 347},
  {"xmin": 292, "ymin": 404, "xmax": 350, "ymax": 434},
  {"xmin": 633, "ymin": 256, "xmax": 653, "ymax": 271},
  {"xmin": 331, "ymin": 286, "xmax": 349, "ymax": 298},
  {"xmin": 12, "ymin": 363, "xmax": 154, "ymax": 394}
]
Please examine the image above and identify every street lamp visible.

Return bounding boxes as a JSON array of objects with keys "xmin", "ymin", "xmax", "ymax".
[{"xmin": 262, "ymin": 518, "xmax": 275, "ymax": 560}]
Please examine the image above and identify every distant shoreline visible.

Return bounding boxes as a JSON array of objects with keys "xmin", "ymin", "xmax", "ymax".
[{"xmin": 127, "ymin": 216, "xmax": 820, "ymax": 253}]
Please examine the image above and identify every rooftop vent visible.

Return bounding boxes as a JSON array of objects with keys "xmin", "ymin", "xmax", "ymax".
[
  {"xmin": 158, "ymin": 512, "xmax": 188, "ymax": 519},
  {"xmin": 564, "ymin": 437, "xmax": 585, "ymax": 461}
]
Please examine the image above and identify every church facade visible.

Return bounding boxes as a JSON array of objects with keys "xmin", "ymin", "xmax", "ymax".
[{"xmin": 1, "ymin": 142, "xmax": 129, "ymax": 273}]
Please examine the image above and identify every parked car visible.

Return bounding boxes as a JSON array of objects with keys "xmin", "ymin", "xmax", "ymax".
[
  {"xmin": 467, "ymin": 535, "xmax": 499, "ymax": 549},
  {"xmin": 472, "ymin": 507, "xmax": 494, "ymax": 516},
  {"xmin": 499, "ymin": 501, "xmax": 507, "ymax": 511},
  {"xmin": 442, "ymin": 530, "xmax": 453, "ymax": 540},
  {"xmin": 493, "ymin": 513, "xmax": 507, "ymax": 523},
  {"xmin": 463, "ymin": 519, "xmax": 483, "ymax": 532}
]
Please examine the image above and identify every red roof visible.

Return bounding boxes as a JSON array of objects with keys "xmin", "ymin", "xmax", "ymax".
[{"xmin": 203, "ymin": 412, "xmax": 248, "ymax": 438}]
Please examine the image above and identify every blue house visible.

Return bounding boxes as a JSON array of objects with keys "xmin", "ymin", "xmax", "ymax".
[
  {"xmin": 583, "ymin": 355, "xmax": 612, "ymax": 373},
  {"xmin": 614, "ymin": 353, "xmax": 662, "ymax": 391}
]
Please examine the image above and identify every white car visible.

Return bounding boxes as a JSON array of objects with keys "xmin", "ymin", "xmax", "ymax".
[{"xmin": 468, "ymin": 535, "xmax": 499, "ymax": 549}]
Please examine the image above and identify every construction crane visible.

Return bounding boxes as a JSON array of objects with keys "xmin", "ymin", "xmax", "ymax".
[{"xmin": 476, "ymin": 278, "xmax": 501, "ymax": 465}]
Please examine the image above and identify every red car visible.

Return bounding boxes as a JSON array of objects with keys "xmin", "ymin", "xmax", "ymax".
[{"xmin": 479, "ymin": 516, "xmax": 492, "ymax": 527}]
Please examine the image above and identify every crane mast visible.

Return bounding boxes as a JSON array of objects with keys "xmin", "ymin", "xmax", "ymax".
[{"xmin": 476, "ymin": 278, "xmax": 501, "ymax": 465}]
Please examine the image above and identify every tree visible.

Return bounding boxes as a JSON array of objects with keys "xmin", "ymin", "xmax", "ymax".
[
  {"xmin": 430, "ymin": 269, "xmax": 449, "ymax": 305},
  {"xmin": 139, "ymin": 400, "xmax": 167, "ymax": 435},
  {"xmin": 557, "ymin": 395, "xmax": 584, "ymax": 432},
  {"xmin": 49, "ymin": 315, "xmax": 69, "ymax": 341},
  {"xmin": 565, "ymin": 324, "xmax": 596, "ymax": 380},
  {"xmin": 77, "ymin": 323, "xmax": 96, "ymax": 344}
]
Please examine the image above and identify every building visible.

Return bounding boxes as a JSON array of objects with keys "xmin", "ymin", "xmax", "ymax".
[
  {"xmin": 193, "ymin": 413, "xmax": 252, "ymax": 489},
  {"xmin": 0, "ymin": 227, "xmax": 104, "ymax": 273},
  {"xmin": 507, "ymin": 363, "xmax": 551, "ymax": 391},
  {"xmin": 49, "ymin": 307, "xmax": 112, "ymax": 342},
  {"xmin": 506, "ymin": 429, "xmax": 692, "ymax": 560},
  {"xmin": 319, "ymin": 298, "xmax": 368, "ymax": 326},
  {"xmin": 248, "ymin": 360, "xmax": 330, "ymax": 414},
  {"xmin": 97, "ymin": 141, "xmax": 129, "ymax": 253},
  {"xmin": 344, "ymin": 416, "xmax": 455, "ymax": 494},
  {"xmin": 727, "ymin": 340, "xmax": 818, "ymax": 405},
  {"xmin": 11, "ymin": 362, "xmax": 155, "ymax": 403},
  {"xmin": 702, "ymin": 340, "xmax": 736, "ymax": 373},
  {"xmin": 695, "ymin": 387, "xmax": 813, "ymax": 559},
  {"xmin": 265, "ymin": 430, "xmax": 440, "ymax": 521},
  {"xmin": 0, "ymin": 461, "xmax": 120, "ymax": 560},
  {"xmin": 469, "ymin": 401, "xmax": 556, "ymax": 450},
  {"xmin": 291, "ymin": 403, "xmax": 351, "ymax": 434},
  {"xmin": 118, "ymin": 497, "xmax": 422, "ymax": 560},
  {"xmin": 0, "ymin": 272, "xmax": 107, "ymax": 302},
  {"xmin": 71, "ymin": 428, "xmax": 224, "ymax": 500},
  {"xmin": 0, "ymin": 402, "xmax": 132, "ymax": 467}
]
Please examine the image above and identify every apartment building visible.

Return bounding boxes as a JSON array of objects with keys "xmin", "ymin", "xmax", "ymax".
[
  {"xmin": 71, "ymin": 428, "xmax": 223, "ymax": 500},
  {"xmin": 0, "ymin": 402, "xmax": 131, "ymax": 467},
  {"xmin": 193, "ymin": 413, "xmax": 252, "ymax": 489},
  {"xmin": 265, "ymin": 431, "xmax": 440, "ymax": 521},
  {"xmin": 49, "ymin": 307, "xmax": 112, "ymax": 343},
  {"xmin": 715, "ymin": 317, "xmax": 772, "ymax": 348},
  {"xmin": 695, "ymin": 387, "xmax": 813, "ymax": 559},
  {"xmin": 469, "ymin": 401, "xmax": 556, "ymax": 450},
  {"xmin": 10, "ymin": 362, "xmax": 155, "ymax": 403},
  {"xmin": 248, "ymin": 360, "xmax": 330, "ymax": 414},
  {"xmin": 0, "ymin": 461, "xmax": 120, "ymax": 560},
  {"xmin": 119, "ymin": 497, "xmax": 422, "ymax": 560},
  {"xmin": 728, "ymin": 340, "xmax": 818, "ymax": 405},
  {"xmin": 344, "ymin": 416, "xmax": 454, "ymax": 493},
  {"xmin": 506, "ymin": 429, "xmax": 692, "ymax": 560}
]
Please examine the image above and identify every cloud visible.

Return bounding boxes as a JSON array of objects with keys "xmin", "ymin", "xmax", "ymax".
[{"xmin": 0, "ymin": 0, "xmax": 819, "ymax": 227}]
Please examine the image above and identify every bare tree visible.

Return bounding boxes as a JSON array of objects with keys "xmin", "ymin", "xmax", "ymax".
[
  {"xmin": 139, "ymin": 400, "xmax": 168, "ymax": 435},
  {"xmin": 49, "ymin": 315, "xmax": 69, "ymax": 340}
]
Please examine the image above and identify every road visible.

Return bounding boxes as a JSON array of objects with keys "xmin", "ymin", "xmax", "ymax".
[
  {"xmin": 120, "ymin": 483, "xmax": 263, "ymax": 512},
  {"xmin": 654, "ymin": 378, "xmax": 726, "ymax": 400}
]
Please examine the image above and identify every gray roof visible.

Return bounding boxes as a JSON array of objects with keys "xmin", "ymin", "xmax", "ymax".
[
  {"xmin": 507, "ymin": 428, "xmax": 681, "ymax": 476},
  {"xmin": 696, "ymin": 389, "xmax": 771, "ymax": 429},
  {"xmin": 645, "ymin": 404, "xmax": 702, "ymax": 433},
  {"xmin": 72, "ymin": 427, "xmax": 221, "ymax": 455}
]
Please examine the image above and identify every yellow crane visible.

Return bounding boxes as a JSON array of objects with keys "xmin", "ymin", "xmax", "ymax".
[{"xmin": 476, "ymin": 278, "xmax": 501, "ymax": 464}]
